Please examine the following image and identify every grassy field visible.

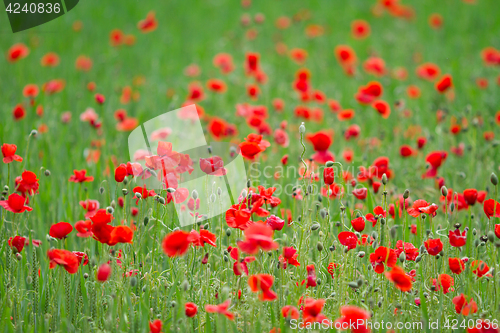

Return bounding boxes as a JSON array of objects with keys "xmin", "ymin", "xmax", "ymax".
[{"xmin": 1, "ymin": 0, "xmax": 500, "ymax": 332}]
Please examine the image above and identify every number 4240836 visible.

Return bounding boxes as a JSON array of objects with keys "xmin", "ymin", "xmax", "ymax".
[{"xmin": 6, "ymin": 2, "xmax": 61, "ymax": 14}]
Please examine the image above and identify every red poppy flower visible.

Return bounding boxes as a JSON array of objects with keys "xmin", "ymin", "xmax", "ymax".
[
  {"xmin": 338, "ymin": 231, "xmax": 358, "ymax": 251},
  {"xmin": 69, "ymin": 169, "xmax": 94, "ymax": 183},
  {"xmin": 14, "ymin": 170, "xmax": 39, "ymax": 195},
  {"xmin": 108, "ymin": 225, "xmax": 134, "ymax": 245},
  {"xmin": 279, "ymin": 246, "xmax": 300, "ymax": 268},
  {"xmin": 264, "ymin": 215, "xmax": 284, "ymax": 231},
  {"xmin": 1, "ymin": 143, "xmax": 23, "ymax": 164},
  {"xmin": 471, "ymin": 260, "xmax": 491, "ymax": 277},
  {"xmin": 452, "ymin": 294, "xmax": 478, "ymax": 316},
  {"xmin": 334, "ymin": 45, "xmax": 357, "ymax": 66},
  {"xmin": 385, "ymin": 266, "xmax": 413, "ymax": 292},
  {"xmin": 334, "ymin": 306, "xmax": 370, "ymax": 333},
  {"xmin": 370, "ymin": 246, "xmax": 397, "ymax": 273},
  {"xmin": 237, "ymin": 223, "xmax": 278, "ymax": 254},
  {"xmin": 75, "ymin": 220, "xmax": 93, "ymax": 238},
  {"xmin": 245, "ymin": 52, "xmax": 260, "ymax": 75},
  {"xmin": 225, "ymin": 203, "xmax": 252, "ymax": 230},
  {"xmin": 433, "ymin": 274, "xmax": 454, "ymax": 294},
  {"xmin": 416, "ymin": 62, "xmax": 441, "ymax": 81},
  {"xmin": 351, "ymin": 20, "xmax": 370, "ymax": 39},
  {"xmin": 199, "ymin": 156, "xmax": 227, "ymax": 176},
  {"xmin": 428, "ymin": 13, "xmax": 443, "ymax": 29},
  {"xmin": 205, "ymin": 299, "xmax": 235, "ymax": 321},
  {"xmin": 12, "ymin": 104, "xmax": 26, "ymax": 120},
  {"xmin": 47, "ymin": 249, "xmax": 79, "ymax": 274},
  {"xmin": 463, "ymin": 189, "xmax": 478, "ymax": 205},
  {"xmin": 0, "ymin": 193, "xmax": 32, "ymax": 213},
  {"xmin": 395, "ymin": 240, "xmax": 419, "ymax": 261},
  {"xmin": 149, "ymin": 319, "xmax": 162, "ymax": 333},
  {"xmin": 40, "ymin": 52, "xmax": 59, "ymax": 67},
  {"xmin": 49, "ymin": 222, "xmax": 73, "ymax": 239},
  {"xmin": 435, "ymin": 74, "xmax": 453, "ymax": 93},
  {"xmin": 239, "ymin": 134, "xmax": 270, "ymax": 160},
  {"xmin": 422, "ymin": 151, "xmax": 447, "ymax": 178},
  {"xmin": 364, "ymin": 57, "xmax": 386, "ymax": 76},
  {"xmin": 303, "ymin": 298, "xmax": 329, "ymax": 324},
  {"xmin": 162, "ymin": 230, "xmax": 191, "ymax": 257},
  {"xmin": 7, "ymin": 43, "xmax": 29, "ymax": 62},
  {"xmin": 352, "ymin": 187, "xmax": 367, "ymax": 200},
  {"xmin": 114, "ymin": 165, "xmax": 127, "ymax": 183},
  {"xmin": 206, "ymin": 79, "xmax": 227, "ymax": 93},
  {"xmin": 89, "ymin": 209, "xmax": 115, "ymax": 244},
  {"xmin": 449, "ymin": 257, "xmax": 465, "ymax": 274},
  {"xmin": 323, "ymin": 167, "xmax": 335, "ymax": 186},
  {"xmin": 424, "ymin": 238, "xmax": 443, "ymax": 256},
  {"xmin": 97, "ymin": 263, "xmax": 112, "ymax": 282},
  {"xmin": 137, "ymin": 11, "xmax": 157, "ymax": 33},
  {"xmin": 289, "ymin": 48, "xmax": 308, "ymax": 64},
  {"xmin": 337, "ymin": 109, "xmax": 355, "ymax": 120},
  {"xmin": 188, "ymin": 229, "xmax": 216, "ymax": 247},
  {"xmin": 75, "ymin": 56, "xmax": 93, "ymax": 71},
  {"xmin": 483, "ymin": 199, "xmax": 500, "ymax": 219},
  {"xmin": 281, "ymin": 305, "xmax": 299, "ymax": 319},
  {"xmin": 371, "ymin": 100, "xmax": 391, "ymax": 118},
  {"xmin": 351, "ymin": 217, "xmax": 365, "ymax": 232},
  {"xmin": 8, "ymin": 236, "xmax": 26, "ymax": 253},
  {"xmin": 399, "ymin": 145, "xmax": 417, "ymax": 157},
  {"xmin": 306, "ymin": 131, "xmax": 332, "ymax": 152},
  {"xmin": 248, "ymin": 274, "xmax": 277, "ymax": 301},
  {"xmin": 449, "ymin": 229, "xmax": 467, "ymax": 248},
  {"xmin": 185, "ymin": 302, "xmax": 198, "ymax": 317}
]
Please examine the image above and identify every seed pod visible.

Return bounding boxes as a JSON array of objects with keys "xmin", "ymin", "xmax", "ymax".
[
  {"xmin": 441, "ymin": 186, "xmax": 448, "ymax": 197},
  {"xmin": 491, "ymin": 173, "xmax": 498, "ymax": 186},
  {"xmin": 348, "ymin": 282, "xmax": 359, "ymax": 289},
  {"xmin": 44, "ymin": 169, "xmax": 51, "ymax": 177},
  {"xmin": 403, "ymin": 189, "xmax": 410, "ymax": 199}
]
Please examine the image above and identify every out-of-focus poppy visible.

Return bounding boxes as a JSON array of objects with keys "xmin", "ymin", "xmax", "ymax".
[
  {"xmin": 162, "ymin": 230, "xmax": 191, "ymax": 257},
  {"xmin": 385, "ymin": 266, "xmax": 413, "ymax": 291},
  {"xmin": 205, "ymin": 299, "xmax": 235, "ymax": 321}
]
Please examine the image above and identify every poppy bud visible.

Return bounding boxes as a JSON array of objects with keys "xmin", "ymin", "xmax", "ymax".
[
  {"xmin": 130, "ymin": 277, "xmax": 137, "ymax": 287},
  {"xmin": 399, "ymin": 252, "xmax": 405, "ymax": 262},
  {"xmin": 450, "ymin": 203, "xmax": 455, "ymax": 212},
  {"xmin": 371, "ymin": 231, "xmax": 378, "ymax": 240},
  {"xmin": 217, "ymin": 187, "xmax": 222, "ymax": 196},
  {"xmin": 30, "ymin": 129, "xmax": 38, "ymax": 136},
  {"xmin": 317, "ymin": 242, "xmax": 323, "ymax": 251},
  {"xmin": 225, "ymin": 228, "xmax": 231, "ymax": 237},
  {"xmin": 223, "ymin": 255, "xmax": 229, "ymax": 262},
  {"xmin": 110, "ymin": 200, "xmax": 116, "ymax": 209},
  {"xmin": 329, "ymin": 244, "xmax": 336, "ymax": 252},
  {"xmin": 348, "ymin": 282, "xmax": 359, "ymax": 289},
  {"xmin": 192, "ymin": 190, "xmax": 198, "ymax": 200},
  {"xmin": 207, "ymin": 146, "xmax": 212, "ymax": 154},
  {"xmin": 202, "ymin": 253, "xmax": 209, "ymax": 265},
  {"xmin": 44, "ymin": 169, "xmax": 51, "ymax": 177},
  {"xmin": 158, "ymin": 197, "xmax": 166, "ymax": 205},
  {"xmin": 171, "ymin": 301, "xmax": 177, "ymax": 308},
  {"xmin": 491, "ymin": 172, "xmax": 498, "ymax": 186},
  {"xmin": 4, "ymin": 185, "xmax": 9, "ymax": 191},
  {"xmin": 390, "ymin": 226, "xmax": 397, "ymax": 239},
  {"xmin": 106, "ymin": 207, "xmax": 114, "ymax": 214},
  {"xmin": 380, "ymin": 218, "xmax": 386, "ymax": 225},
  {"xmin": 357, "ymin": 251, "xmax": 365, "ymax": 258},
  {"xmin": 299, "ymin": 122, "xmax": 306, "ymax": 134},
  {"xmin": 382, "ymin": 173, "xmax": 388, "ymax": 185},
  {"xmin": 441, "ymin": 186, "xmax": 448, "ymax": 197},
  {"xmin": 97, "ymin": 264, "xmax": 112, "ymax": 282},
  {"xmin": 181, "ymin": 280, "xmax": 190, "ymax": 291},
  {"xmin": 26, "ymin": 276, "xmax": 32, "ymax": 284},
  {"xmin": 311, "ymin": 223, "xmax": 320, "ymax": 231},
  {"xmin": 403, "ymin": 189, "xmax": 410, "ymax": 199},
  {"xmin": 1, "ymin": 191, "xmax": 7, "ymax": 196},
  {"xmin": 122, "ymin": 189, "xmax": 128, "ymax": 195},
  {"xmin": 83, "ymin": 273, "xmax": 89, "ymax": 279},
  {"xmin": 166, "ymin": 188, "xmax": 175, "ymax": 193},
  {"xmin": 135, "ymin": 192, "xmax": 142, "ymax": 199},
  {"xmin": 142, "ymin": 286, "xmax": 147, "ymax": 292},
  {"xmin": 123, "ymin": 177, "xmax": 128, "ymax": 185},
  {"xmin": 16, "ymin": 253, "xmax": 22, "ymax": 261},
  {"xmin": 319, "ymin": 208, "xmax": 327, "ymax": 219},
  {"xmin": 99, "ymin": 187, "xmax": 105, "ymax": 195}
]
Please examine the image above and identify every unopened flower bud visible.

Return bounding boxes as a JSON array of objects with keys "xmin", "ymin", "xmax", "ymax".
[
  {"xmin": 167, "ymin": 188, "xmax": 176, "ymax": 193},
  {"xmin": 122, "ymin": 189, "xmax": 128, "ymax": 195},
  {"xmin": 403, "ymin": 189, "xmax": 410, "ymax": 199},
  {"xmin": 382, "ymin": 173, "xmax": 387, "ymax": 185},
  {"xmin": 106, "ymin": 206, "xmax": 114, "ymax": 214},
  {"xmin": 441, "ymin": 186, "xmax": 448, "ymax": 197},
  {"xmin": 44, "ymin": 170, "xmax": 51, "ymax": 177},
  {"xmin": 299, "ymin": 122, "xmax": 306, "ymax": 134},
  {"xmin": 491, "ymin": 173, "xmax": 498, "ymax": 186},
  {"xmin": 191, "ymin": 190, "xmax": 198, "ymax": 200}
]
